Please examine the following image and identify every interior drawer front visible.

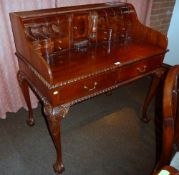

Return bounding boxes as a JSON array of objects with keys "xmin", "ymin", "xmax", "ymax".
[
  {"xmin": 54, "ymin": 38, "xmax": 69, "ymax": 51},
  {"xmin": 117, "ymin": 55, "xmax": 163, "ymax": 82},
  {"xmin": 73, "ymin": 13, "xmax": 89, "ymax": 40},
  {"xmin": 58, "ymin": 71, "xmax": 118, "ymax": 103}
]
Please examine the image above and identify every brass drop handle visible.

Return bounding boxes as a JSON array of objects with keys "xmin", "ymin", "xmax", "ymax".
[
  {"xmin": 137, "ymin": 65, "xmax": 147, "ymax": 73},
  {"xmin": 84, "ymin": 81, "xmax": 98, "ymax": 91}
]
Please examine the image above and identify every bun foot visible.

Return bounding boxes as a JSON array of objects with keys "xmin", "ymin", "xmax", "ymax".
[
  {"xmin": 53, "ymin": 163, "xmax": 65, "ymax": 174},
  {"xmin": 26, "ymin": 117, "xmax": 35, "ymax": 126}
]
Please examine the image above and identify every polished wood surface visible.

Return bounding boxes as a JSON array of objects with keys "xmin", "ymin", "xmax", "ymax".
[
  {"xmin": 50, "ymin": 42, "xmax": 164, "ymax": 83},
  {"xmin": 155, "ymin": 65, "xmax": 179, "ymax": 171},
  {"xmin": 10, "ymin": 2, "xmax": 168, "ymax": 174}
]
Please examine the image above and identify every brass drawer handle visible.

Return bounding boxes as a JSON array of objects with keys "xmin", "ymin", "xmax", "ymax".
[
  {"xmin": 137, "ymin": 65, "xmax": 147, "ymax": 73},
  {"xmin": 84, "ymin": 81, "xmax": 98, "ymax": 91}
]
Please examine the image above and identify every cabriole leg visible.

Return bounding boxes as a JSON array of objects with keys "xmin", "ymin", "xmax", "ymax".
[
  {"xmin": 44, "ymin": 104, "xmax": 69, "ymax": 174},
  {"xmin": 17, "ymin": 71, "xmax": 35, "ymax": 126},
  {"xmin": 47, "ymin": 115, "xmax": 64, "ymax": 174}
]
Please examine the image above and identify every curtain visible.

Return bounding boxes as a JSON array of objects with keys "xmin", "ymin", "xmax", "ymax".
[
  {"xmin": 0, "ymin": 0, "xmax": 55, "ymax": 119},
  {"xmin": 0, "ymin": 0, "xmax": 153, "ymax": 119},
  {"xmin": 56, "ymin": 0, "xmax": 153, "ymax": 25},
  {"xmin": 127, "ymin": 0, "xmax": 153, "ymax": 25}
]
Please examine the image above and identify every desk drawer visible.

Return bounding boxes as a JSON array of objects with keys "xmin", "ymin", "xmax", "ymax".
[
  {"xmin": 116, "ymin": 55, "xmax": 163, "ymax": 83},
  {"xmin": 58, "ymin": 70, "xmax": 118, "ymax": 103},
  {"xmin": 55, "ymin": 55, "xmax": 163, "ymax": 104}
]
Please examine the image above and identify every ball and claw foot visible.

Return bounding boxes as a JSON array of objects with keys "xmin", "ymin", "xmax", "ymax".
[
  {"xmin": 53, "ymin": 163, "xmax": 65, "ymax": 174},
  {"xmin": 26, "ymin": 116, "xmax": 35, "ymax": 126}
]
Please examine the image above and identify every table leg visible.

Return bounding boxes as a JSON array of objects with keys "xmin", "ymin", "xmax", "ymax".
[
  {"xmin": 47, "ymin": 114, "xmax": 64, "ymax": 174},
  {"xmin": 17, "ymin": 71, "xmax": 35, "ymax": 126},
  {"xmin": 142, "ymin": 69, "xmax": 164, "ymax": 122},
  {"xmin": 44, "ymin": 104, "xmax": 69, "ymax": 174}
]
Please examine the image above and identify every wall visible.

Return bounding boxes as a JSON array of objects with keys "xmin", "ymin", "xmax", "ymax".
[
  {"xmin": 164, "ymin": 0, "xmax": 179, "ymax": 65},
  {"xmin": 150, "ymin": 0, "xmax": 175, "ymax": 35}
]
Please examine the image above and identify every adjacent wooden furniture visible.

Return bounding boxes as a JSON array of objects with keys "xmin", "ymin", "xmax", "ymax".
[
  {"xmin": 152, "ymin": 166, "xmax": 179, "ymax": 175},
  {"xmin": 10, "ymin": 2, "xmax": 168, "ymax": 174},
  {"xmin": 155, "ymin": 65, "xmax": 179, "ymax": 171}
]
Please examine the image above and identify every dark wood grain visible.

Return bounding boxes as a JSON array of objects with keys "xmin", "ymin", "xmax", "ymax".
[
  {"xmin": 155, "ymin": 65, "xmax": 179, "ymax": 171},
  {"xmin": 10, "ymin": 2, "xmax": 168, "ymax": 174}
]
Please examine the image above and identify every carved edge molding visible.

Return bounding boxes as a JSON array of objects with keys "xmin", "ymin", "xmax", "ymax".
[
  {"xmin": 20, "ymin": 53, "xmax": 165, "ymax": 90},
  {"xmin": 17, "ymin": 71, "xmax": 24, "ymax": 86},
  {"xmin": 21, "ymin": 54, "xmax": 119, "ymax": 89},
  {"xmin": 18, "ymin": 56, "xmax": 52, "ymax": 89},
  {"xmin": 44, "ymin": 104, "xmax": 70, "ymax": 118},
  {"xmin": 17, "ymin": 71, "xmax": 70, "ymax": 118},
  {"xmin": 17, "ymin": 67, "xmax": 164, "ymax": 118},
  {"xmin": 62, "ymin": 68, "xmax": 163, "ymax": 107}
]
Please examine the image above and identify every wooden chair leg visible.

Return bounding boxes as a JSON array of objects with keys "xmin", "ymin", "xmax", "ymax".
[
  {"xmin": 154, "ymin": 65, "xmax": 179, "ymax": 172},
  {"xmin": 154, "ymin": 118, "xmax": 174, "ymax": 171},
  {"xmin": 174, "ymin": 99, "xmax": 179, "ymax": 149},
  {"xmin": 142, "ymin": 69, "xmax": 164, "ymax": 122}
]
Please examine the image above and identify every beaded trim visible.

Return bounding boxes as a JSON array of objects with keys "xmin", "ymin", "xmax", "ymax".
[
  {"xmin": 18, "ymin": 71, "xmax": 69, "ymax": 118},
  {"xmin": 17, "ymin": 67, "xmax": 163, "ymax": 117},
  {"xmin": 18, "ymin": 52, "xmax": 123, "ymax": 89},
  {"xmin": 18, "ymin": 52, "xmax": 158, "ymax": 90},
  {"xmin": 65, "ymin": 70, "xmax": 158, "ymax": 107},
  {"xmin": 26, "ymin": 61, "xmax": 52, "ymax": 89},
  {"xmin": 54, "ymin": 65, "xmax": 119, "ymax": 88},
  {"xmin": 16, "ymin": 53, "xmax": 52, "ymax": 89}
]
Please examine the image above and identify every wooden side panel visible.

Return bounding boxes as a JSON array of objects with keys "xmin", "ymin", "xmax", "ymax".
[
  {"xmin": 127, "ymin": 4, "xmax": 168, "ymax": 49},
  {"xmin": 10, "ymin": 13, "xmax": 53, "ymax": 83}
]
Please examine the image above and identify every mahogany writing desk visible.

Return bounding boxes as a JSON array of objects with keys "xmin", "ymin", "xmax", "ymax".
[{"xmin": 10, "ymin": 2, "xmax": 168, "ymax": 174}]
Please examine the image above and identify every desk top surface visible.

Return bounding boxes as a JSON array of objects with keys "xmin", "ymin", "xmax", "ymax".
[{"xmin": 49, "ymin": 41, "xmax": 165, "ymax": 84}]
